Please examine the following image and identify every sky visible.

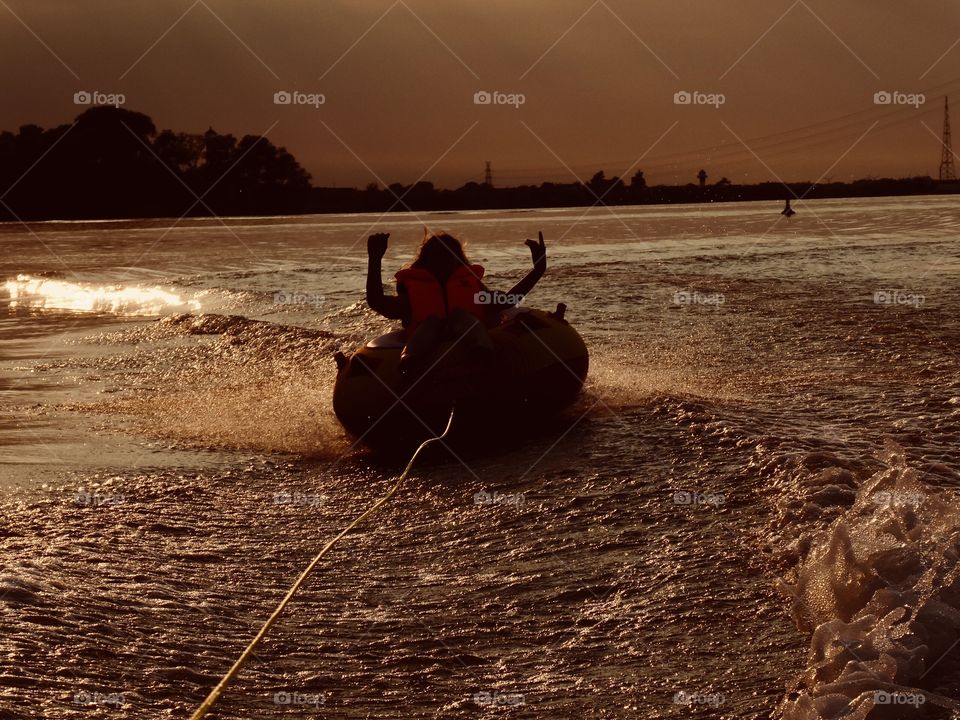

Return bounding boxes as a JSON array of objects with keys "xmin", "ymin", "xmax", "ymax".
[{"xmin": 2, "ymin": 0, "xmax": 959, "ymax": 188}]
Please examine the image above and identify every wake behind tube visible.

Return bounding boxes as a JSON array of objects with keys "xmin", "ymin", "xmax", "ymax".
[{"xmin": 189, "ymin": 407, "xmax": 457, "ymax": 720}]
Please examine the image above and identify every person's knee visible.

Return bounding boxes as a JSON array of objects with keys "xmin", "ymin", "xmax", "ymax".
[
  {"xmin": 419, "ymin": 315, "xmax": 443, "ymax": 331},
  {"xmin": 448, "ymin": 308, "xmax": 480, "ymax": 333},
  {"xmin": 409, "ymin": 315, "xmax": 441, "ymax": 339},
  {"xmin": 407, "ymin": 314, "xmax": 445, "ymax": 349}
]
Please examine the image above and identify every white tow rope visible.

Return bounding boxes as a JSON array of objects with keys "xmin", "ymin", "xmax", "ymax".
[{"xmin": 190, "ymin": 407, "xmax": 457, "ymax": 719}]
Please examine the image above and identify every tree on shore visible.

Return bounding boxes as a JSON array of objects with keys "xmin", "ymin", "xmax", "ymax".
[
  {"xmin": 0, "ymin": 107, "xmax": 944, "ymax": 221},
  {"xmin": 0, "ymin": 107, "xmax": 312, "ymax": 220}
]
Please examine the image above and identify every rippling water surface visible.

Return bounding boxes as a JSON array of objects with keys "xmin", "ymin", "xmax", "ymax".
[{"xmin": 1, "ymin": 198, "xmax": 959, "ymax": 718}]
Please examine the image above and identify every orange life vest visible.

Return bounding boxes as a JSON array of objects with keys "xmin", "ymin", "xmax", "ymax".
[{"xmin": 395, "ymin": 264, "xmax": 486, "ymax": 332}]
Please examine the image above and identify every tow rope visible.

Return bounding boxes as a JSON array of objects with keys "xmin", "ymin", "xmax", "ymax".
[{"xmin": 190, "ymin": 407, "xmax": 457, "ymax": 719}]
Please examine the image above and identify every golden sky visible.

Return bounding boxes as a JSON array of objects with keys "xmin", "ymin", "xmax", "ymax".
[{"xmin": 2, "ymin": 0, "xmax": 959, "ymax": 187}]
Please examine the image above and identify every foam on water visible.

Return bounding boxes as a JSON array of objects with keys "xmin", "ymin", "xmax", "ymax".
[
  {"xmin": 586, "ymin": 344, "xmax": 752, "ymax": 411},
  {"xmin": 764, "ymin": 442, "xmax": 960, "ymax": 717},
  {"xmin": 77, "ymin": 313, "xmax": 355, "ymax": 456},
  {"xmin": 4, "ymin": 274, "xmax": 201, "ymax": 315},
  {"xmin": 78, "ymin": 311, "xmax": 716, "ymax": 458}
]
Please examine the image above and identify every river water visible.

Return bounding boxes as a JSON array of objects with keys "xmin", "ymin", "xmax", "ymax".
[{"xmin": 1, "ymin": 197, "xmax": 959, "ymax": 718}]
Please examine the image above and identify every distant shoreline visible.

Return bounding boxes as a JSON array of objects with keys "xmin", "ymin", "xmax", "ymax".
[
  {"xmin": 2, "ymin": 183, "xmax": 956, "ymax": 226},
  {"xmin": 2, "ymin": 107, "xmax": 956, "ymax": 223},
  {"xmin": 301, "ymin": 178, "xmax": 958, "ymax": 216}
]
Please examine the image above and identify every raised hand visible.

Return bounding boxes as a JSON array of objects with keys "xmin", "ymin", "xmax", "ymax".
[
  {"xmin": 368, "ymin": 232, "xmax": 389, "ymax": 259},
  {"xmin": 524, "ymin": 231, "xmax": 546, "ymax": 269}
]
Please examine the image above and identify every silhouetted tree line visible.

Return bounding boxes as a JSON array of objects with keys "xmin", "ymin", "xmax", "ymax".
[
  {"xmin": 0, "ymin": 107, "xmax": 311, "ymax": 220},
  {"xmin": 330, "ymin": 173, "xmax": 943, "ymax": 213},
  {"xmin": 0, "ymin": 107, "xmax": 949, "ymax": 221}
]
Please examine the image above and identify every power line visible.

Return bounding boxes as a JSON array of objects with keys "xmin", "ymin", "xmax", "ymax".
[{"xmin": 492, "ymin": 74, "xmax": 960, "ymax": 184}]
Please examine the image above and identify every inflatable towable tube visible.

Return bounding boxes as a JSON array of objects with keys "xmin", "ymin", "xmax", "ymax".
[{"xmin": 333, "ymin": 304, "xmax": 588, "ymax": 450}]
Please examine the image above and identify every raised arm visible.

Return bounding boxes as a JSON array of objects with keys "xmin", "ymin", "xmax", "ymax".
[
  {"xmin": 506, "ymin": 231, "xmax": 546, "ymax": 301},
  {"xmin": 366, "ymin": 232, "xmax": 405, "ymax": 320}
]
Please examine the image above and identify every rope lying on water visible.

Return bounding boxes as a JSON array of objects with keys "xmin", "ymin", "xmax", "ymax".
[{"xmin": 190, "ymin": 407, "xmax": 457, "ymax": 720}]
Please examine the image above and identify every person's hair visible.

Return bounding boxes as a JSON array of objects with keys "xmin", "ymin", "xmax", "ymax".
[{"xmin": 410, "ymin": 232, "xmax": 470, "ymax": 280}]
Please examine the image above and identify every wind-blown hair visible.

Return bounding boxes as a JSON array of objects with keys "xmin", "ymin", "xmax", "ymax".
[{"xmin": 409, "ymin": 231, "xmax": 471, "ymax": 281}]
